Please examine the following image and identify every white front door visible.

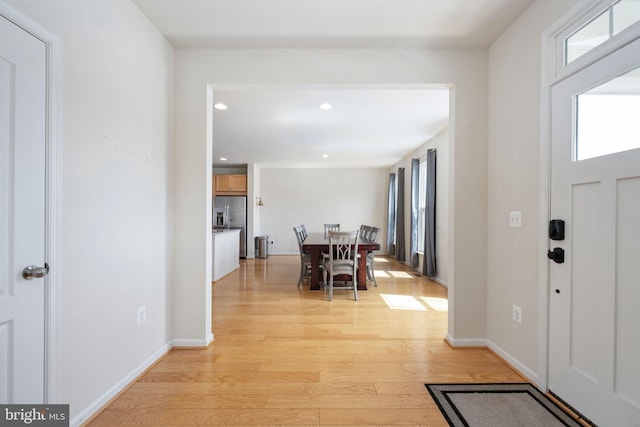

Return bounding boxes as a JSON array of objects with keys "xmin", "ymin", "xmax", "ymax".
[
  {"xmin": 0, "ymin": 14, "xmax": 47, "ymax": 403},
  {"xmin": 548, "ymin": 36, "xmax": 640, "ymax": 427}
]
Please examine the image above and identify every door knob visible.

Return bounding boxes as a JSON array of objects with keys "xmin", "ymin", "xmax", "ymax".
[
  {"xmin": 22, "ymin": 263, "xmax": 49, "ymax": 280},
  {"xmin": 547, "ymin": 248, "xmax": 565, "ymax": 264}
]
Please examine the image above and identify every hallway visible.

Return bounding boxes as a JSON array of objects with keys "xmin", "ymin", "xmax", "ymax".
[{"xmin": 88, "ymin": 256, "xmax": 524, "ymax": 426}]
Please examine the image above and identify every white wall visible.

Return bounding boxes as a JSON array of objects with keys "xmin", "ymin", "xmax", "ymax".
[
  {"xmin": 174, "ymin": 47, "xmax": 489, "ymax": 344},
  {"xmin": 5, "ymin": 0, "xmax": 595, "ymax": 420},
  {"xmin": 6, "ymin": 0, "xmax": 174, "ymax": 423},
  {"xmin": 391, "ymin": 128, "xmax": 449, "ymax": 286},
  {"xmin": 260, "ymin": 168, "xmax": 389, "ymax": 255},
  {"xmin": 487, "ymin": 0, "xmax": 579, "ymax": 381}
]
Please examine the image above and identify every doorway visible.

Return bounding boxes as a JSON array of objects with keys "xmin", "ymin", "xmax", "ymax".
[
  {"xmin": 0, "ymin": 1, "xmax": 62, "ymax": 404},
  {"xmin": 546, "ymin": 17, "xmax": 640, "ymax": 427}
]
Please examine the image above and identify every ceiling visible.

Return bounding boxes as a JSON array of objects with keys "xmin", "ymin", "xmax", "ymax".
[
  {"xmin": 133, "ymin": 0, "xmax": 535, "ymax": 168},
  {"xmin": 133, "ymin": 0, "xmax": 535, "ymax": 49},
  {"xmin": 211, "ymin": 87, "xmax": 449, "ymax": 168}
]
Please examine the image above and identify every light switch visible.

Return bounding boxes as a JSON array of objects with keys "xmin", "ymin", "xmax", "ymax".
[{"xmin": 509, "ymin": 211, "xmax": 522, "ymax": 228}]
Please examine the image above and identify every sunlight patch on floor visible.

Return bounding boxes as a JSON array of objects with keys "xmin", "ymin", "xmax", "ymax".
[
  {"xmin": 388, "ymin": 271, "xmax": 413, "ymax": 279},
  {"xmin": 380, "ymin": 294, "xmax": 427, "ymax": 311},
  {"xmin": 373, "ymin": 270, "xmax": 390, "ymax": 278},
  {"xmin": 421, "ymin": 296, "xmax": 448, "ymax": 312},
  {"xmin": 372, "ymin": 270, "xmax": 414, "ymax": 279}
]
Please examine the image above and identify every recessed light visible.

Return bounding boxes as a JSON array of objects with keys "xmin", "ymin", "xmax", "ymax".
[
  {"xmin": 220, "ymin": 157, "xmax": 228, "ymax": 161},
  {"xmin": 319, "ymin": 103, "xmax": 332, "ymax": 110},
  {"xmin": 214, "ymin": 103, "xmax": 228, "ymax": 110},
  {"xmin": 322, "ymin": 154, "xmax": 329, "ymax": 158}
]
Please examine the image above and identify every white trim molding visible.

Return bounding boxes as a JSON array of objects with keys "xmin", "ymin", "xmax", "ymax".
[
  {"xmin": 0, "ymin": 0, "xmax": 63, "ymax": 404},
  {"xmin": 69, "ymin": 343, "xmax": 172, "ymax": 427},
  {"xmin": 431, "ymin": 277, "xmax": 448, "ymax": 288},
  {"xmin": 70, "ymin": 338, "xmax": 212, "ymax": 425},
  {"xmin": 172, "ymin": 333, "xmax": 214, "ymax": 348},
  {"xmin": 444, "ymin": 336, "xmax": 539, "ymax": 386},
  {"xmin": 445, "ymin": 334, "xmax": 487, "ymax": 348},
  {"xmin": 487, "ymin": 340, "xmax": 539, "ymax": 386}
]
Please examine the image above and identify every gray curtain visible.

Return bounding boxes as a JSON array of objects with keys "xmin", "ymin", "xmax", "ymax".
[
  {"xmin": 386, "ymin": 173, "xmax": 396, "ymax": 255},
  {"xmin": 423, "ymin": 149, "xmax": 437, "ymax": 277},
  {"xmin": 409, "ymin": 159, "xmax": 420, "ymax": 268},
  {"xmin": 395, "ymin": 167, "xmax": 406, "ymax": 262}
]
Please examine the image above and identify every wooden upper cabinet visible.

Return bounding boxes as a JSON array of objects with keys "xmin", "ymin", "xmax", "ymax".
[{"xmin": 214, "ymin": 174, "xmax": 247, "ymax": 195}]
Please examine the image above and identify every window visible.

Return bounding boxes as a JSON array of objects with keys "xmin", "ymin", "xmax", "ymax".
[
  {"xmin": 575, "ymin": 66, "xmax": 640, "ymax": 161},
  {"xmin": 417, "ymin": 159, "xmax": 427, "ymax": 253},
  {"xmin": 566, "ymin": 0, "xmax": 640, "ymax": 64}
]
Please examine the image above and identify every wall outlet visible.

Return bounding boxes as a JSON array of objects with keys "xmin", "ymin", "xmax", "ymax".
[
  {"xmin": 512, "ymin": 305, "xmax": 522, "ymax": 324},
  {"xmin": 509, "ymin": 211, "xmax": 522, "ymax": 228},
  {"xmin": 137, "ymin": 306, "xmax": 147, "ymax": 326}
]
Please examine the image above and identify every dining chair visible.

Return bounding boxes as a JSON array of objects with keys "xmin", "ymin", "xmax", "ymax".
[
  {"xmin": 323, "ymin": 223, "xmax": 340, "ymax": 238},
  {"xmin": 293, "ymin": 225, "xmax": 312, "ymax": 287},
  {"xmin": 322, "ymin": 230, "xmax": 359, "ymax": 301},
  {"xmin": 366, "ymin": 226, "xmax": 380, "ymax": 287},
  {"xmin": 359, "ymin": 224, "xmax": 372, "ymax": 241}
]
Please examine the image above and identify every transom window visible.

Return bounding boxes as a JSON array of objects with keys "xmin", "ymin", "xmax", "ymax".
[{"xmin": 566, "ymin": 0, "xmax": 640, "ymax": 64}]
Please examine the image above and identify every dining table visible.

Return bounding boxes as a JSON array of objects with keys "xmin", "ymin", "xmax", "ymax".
[{"xmin": 301, "ymin": 232, "xmax": 380, "ymax": 290}]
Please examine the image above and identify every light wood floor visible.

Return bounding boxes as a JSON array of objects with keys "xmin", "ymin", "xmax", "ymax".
[{"xmin": 88, "ymin": 255, "xmax": 525, "ymax": 426}]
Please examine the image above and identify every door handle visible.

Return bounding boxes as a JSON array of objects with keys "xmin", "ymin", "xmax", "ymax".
[
  {"xmin": 547, "ymin": 248, "xmax": 564, "ymax": 264},
  {"xmin": 22, "ymin": 263, "xmax": 49, "ymax": 280}
]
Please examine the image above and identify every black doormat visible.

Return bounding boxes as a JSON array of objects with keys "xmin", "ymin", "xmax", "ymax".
[{"xmin": 425, "ymin": 383, "xmax": 583, "ymax": 427}]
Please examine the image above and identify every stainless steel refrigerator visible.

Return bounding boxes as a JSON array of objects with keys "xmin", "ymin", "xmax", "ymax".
[{"xmin": 213, "ymin": 196, "xmax": 247, "ymax": 258}]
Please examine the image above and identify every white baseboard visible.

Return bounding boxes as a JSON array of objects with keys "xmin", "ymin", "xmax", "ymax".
[
  {"xmin": 432, "ymin": 277, "xmax": 448, "ymax": 287},
  {"xmin": 486, "ymin": 339, "xmax": 539, "ymax": 384},
  {"xmin": 70, "ymin": 333, "xmax": 215, "ymax": 426},
  {"xmin": 445, "ymin": 336, "xmax": 539, "ymax": 385},
  {"xmin": 70, "ymin": 342, "xmax": 172, "ymax": 427},
  {"xmin": 172, "ymin": 332, "xmax": 214, "ymax": 348},
  {"xmin": 445, "ymin": 334, "xmax": 487, "ymax": 347}
]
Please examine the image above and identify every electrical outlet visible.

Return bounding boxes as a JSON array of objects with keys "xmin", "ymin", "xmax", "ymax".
[
  {"xmin": 137, "ymin": 306, "xmax": 147, "ymax": 326},
  {"xmin": 509, "ymin": 211, "xmax": 522, "ymax": 228},
  {"xmin": 512, "ymin": 305, "xmax": 522, "ymax": 324}
]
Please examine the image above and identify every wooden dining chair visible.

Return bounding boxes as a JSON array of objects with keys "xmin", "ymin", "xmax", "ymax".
[
  {"xmin": 322, "ymin": 230, "xmax": 359, "ymax": 301},
  {"xmin": 293, "ymin": 225, "xmax": 312, "ymax": 287},
  {"xmin": 359, "ymin": 224, "xmax": 372, "ymax": 241},
  {"xmin": 323, "ymin": 223, "xmax": 340, "ymax": 238},
  {"xmin": 366, "ymin": 226, "xmax": 380, "ymax": 287}
]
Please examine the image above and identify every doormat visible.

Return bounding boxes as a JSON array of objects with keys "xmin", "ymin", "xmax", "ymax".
[{"xmin": 425, "ymin": 383, "xmax": 583, "ymax": 427}]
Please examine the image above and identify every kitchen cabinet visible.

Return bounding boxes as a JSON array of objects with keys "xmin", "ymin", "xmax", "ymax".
[{"xmin": 214, "ymin": 174, "xmax": 247, "ymax": 195}]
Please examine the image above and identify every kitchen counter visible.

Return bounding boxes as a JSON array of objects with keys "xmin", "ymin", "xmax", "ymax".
[{"xmin": 212, "ymin": 229, "xmax": 240, "ymax": 281}]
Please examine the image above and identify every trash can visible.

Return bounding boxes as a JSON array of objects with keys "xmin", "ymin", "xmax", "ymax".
[{"xmin": 255, "ymin": 235, "xmax": 269, "ymax": 259}]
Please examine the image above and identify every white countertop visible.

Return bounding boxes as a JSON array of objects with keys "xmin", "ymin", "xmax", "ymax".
[{"xmin": 213, "ymin": 229, "xmax": 241, "ymax": 236}]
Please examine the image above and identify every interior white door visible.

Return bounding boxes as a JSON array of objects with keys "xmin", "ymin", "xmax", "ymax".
[
  {"xmin": 548, "ymin": 37, "xmax": 640, "ymax": 427},
  {"xmin": 0, "ymin": 15, "xmax": 47, "ymax": 403}
]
